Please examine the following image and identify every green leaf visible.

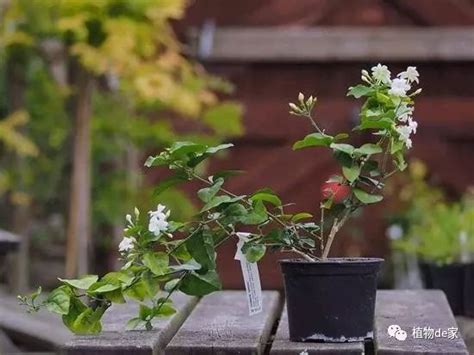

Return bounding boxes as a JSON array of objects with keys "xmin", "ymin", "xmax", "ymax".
[
  {"xmin": 363, "ymin": 160, "xmax": 379, "ymax": 173},
  {"xmin": 355, "ymin": 143, "xmax": 383, "ymax": 156},
  {"xmin": 203, "ymin": 102, "xmax": 243, "ymax": 136},
  {"xmin": 124, "ymin": 278, "xmax": 149, "ymax": 301},
  {"xmin": 90, "ymin": 283, "xmax": 121, "ymax": 293},
  {"xmin": 153, "ymin": 172, "xmax": 188, "ymax": 196},
  {"xmin": 264, "ymin": 229, "xmax": 291, "ymax": 245},
  {"xmin": 62, "ymin": 297, "xmax": 87, "ymax": 332},
  {"xmin": 143, "ymin": 252, "xmax": 169, "ymax": 276},
  {"xmin": 139, "ymin": 304, "xmax": 153, "ymax": 320},
  {"xmin": 356, "ymin": 117, "xmax": 393, "ymax": 130},
  {"xmin": 197, "ymin": 178, "xmax": 224, "ymax": 203},
  {"xmin": 240, "ymin": 200, "xmax": 268, "ymax": 225},
  {"xmin": 88, "ymin": 272, "xmax": 132, "ymax": 295},
  {"xmin": 292, "ymin": 133, "xmax": 334, "ymax": 150},
  {"xmin": 291, "ymin": 212, "xmax": 313, "ymax": 222},
  {"xmin": 347, "ymin": 85, "xmax": 372, "ymax": 98},
  {"xmin": 220, "ymin": 203, "xmax": 248, "ymax": 225},
  {"xmin": 164, "ymin": 279, "xmax": 180, "ymax": 292},
  {"xmin": 70, "ymin": 306, "xmax": 106, "ymax": 334},
  {"xmin": 242, "ymin": 243, "xmax": 266, "ymax": 263},
  {"xmin": 187, "ymin": 144, "xmax": 235, "ymax": 168},
  {"xmin": 58, "ymin": 275, "xmax": 98, "ymax": 290},
  {"xmin": 394, "ymin": 151, "xmax": 407, "ymax": 171},
  {"xmin": 126, "ymin": 317, "xmax": 143, "ymax": 330},
  {"xmin": 142, "ymin": 271, "xmax": 159, "ymax": 298},
  {"xmin": 334, "ymin": 133, "xmax": 349, "ymax": 141},
  {"xmin": 179, "ymin": 270, "xmax": 221, "ymax": 296},
  {"xmin": 333, "ymin": 151, "xmax": 353, "ymax": 168},
  {"xmin": 169, "ymin": 141, "xmax": 207, "ymax": 158},
  {"xmin": 154, "ymin": 303, "xmax": 176, "ymax": 317},
  {"xmin": 390, "ymin": 138, "xmax": 404, "ymax": 154},
  {"xmin": 330, "ymin": 143, "xmax": 355, "ymax": 156},
  {"xmin": 250, "ymin": 188, "xmax": 282, "ymax": 206},
  {"xmin": 205, "ymin": 143, "xmax": 234, "ymax": 155},
  {"xmin": 103, "ymin": 288, "xmax": 125, "ymax": 304},
  {"xmin": 200, "ymin": 195, "xmax": 246, "ymax": 212},
  {"xmin": 353, "ymin": 188, "xmax": 383, "ymax": 204},
  {"xmin": 167, "ymin": 241, "xmax": 192, "ymax": 262},
  {"xmin": 342, "ymin": 165, "xmax": 360, "ymax": 183},
  {"xmin": 185, "ymin": 230, "xmax": 216, "ymax": 272},
  {"xmin": 45, "ymin": 286, "xmax": 71, "ymax": 315},
  {"xmin": 144, "ymin": 154, "xmax": 168, "ymax": 167}
]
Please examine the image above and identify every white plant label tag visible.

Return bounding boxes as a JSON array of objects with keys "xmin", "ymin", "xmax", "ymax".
[{"xmin": 234, "ymin": 232, "xmax": 263, "ymax": 315}]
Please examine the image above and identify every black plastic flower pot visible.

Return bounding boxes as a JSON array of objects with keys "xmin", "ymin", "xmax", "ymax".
[
  {"xmin": 419, "ymin": 262, "xmax": 465, "ymax": 315},
  {"xmin": 279, "ymin": 257, "xmax": 383, "ymax": 342},
  {"xmin": 464, "ymin": 263, "xmax": 474, "ymax": 317}
]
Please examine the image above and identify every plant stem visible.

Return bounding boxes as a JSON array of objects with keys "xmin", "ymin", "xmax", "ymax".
[
  {"xmin": 179, "ymin": 164, "xmax": 318, "ymax": 260},
  {"xmin": 189, "ymin": 169, "xmax": 290, "ymax": 230},
  {"xmin": 167, "ymin": 225, "xmax": 202, "ymax": 255},
  {"xmin": 290, "ymin": 247, "xmax": 315, "ymax": 261},
  {"xmin": 153, "ymin": 271, "xmax": 187, "ymax": 317},
  {"xmin": 304, "ymin": 112, "xmax": 324, "ymax": 134},
  {"xmin": 320, "ymin": 205, "xmax": 325, "ymax": 255},
  {"xmin": 321, "ymin": 210, "xmax": 351, "ymax": 259}
]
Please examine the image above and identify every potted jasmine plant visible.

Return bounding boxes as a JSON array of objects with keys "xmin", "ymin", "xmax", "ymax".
[{"xmin": 20, "ymin": 64, "xmax": 421, "ymax": 342}]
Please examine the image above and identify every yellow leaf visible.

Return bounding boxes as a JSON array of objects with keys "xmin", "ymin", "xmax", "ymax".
[{"xmin": 0, "ymin": 111, "xmax": 39, "ymax": 157}]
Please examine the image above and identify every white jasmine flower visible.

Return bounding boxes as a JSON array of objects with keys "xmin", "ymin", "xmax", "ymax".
[
  {"xmin": 126, "ymin": 214, "xmax": 132, "ymax": 224},
  {"xmin": 119, "ymin": 236, "xmax": 136, "ymax": 252},
  {"xmin": 371, "ymin": 64, "xmax": 391, "ymax": 84},
  {"xmin": 398, "ymin": 66, "xmax": 419, "ymax": 84},
  {"xmin": 399, "ymin": 113, "xmax": 413, "ymax": 123},
  {"xmin": 396, "ymin": 104, "xmax": 414, "ymax": 122},
  {"xmin": 389, "ymin": 78, "xmax": 410, "ymax": 96},
  {"xmin": 408, "ymin": 117, "xmax": 418, "ymax": 134},
  {"xmin": 399, "ymin": 114, "xmax": 410, "ymax": 123},
  {"xmin": 148, "ymin": 204, "xmax": 170, "ymax": 236},
  {"xmin": 396, "ymin": 125, "xmax": 413, "ymax": 149}
]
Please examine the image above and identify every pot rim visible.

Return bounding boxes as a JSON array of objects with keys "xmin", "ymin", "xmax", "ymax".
[
  {"xmin": 420, "ymin": 260, "xmax": 474, "ymax": 267},
  {"xmin": 279, "ymin": 257, "xmax": 384, "ymax": 265}
]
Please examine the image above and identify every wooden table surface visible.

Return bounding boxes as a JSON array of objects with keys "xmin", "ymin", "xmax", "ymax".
[{"xmin": 0, "ymin": 289, "xmax": 469, "ymax": 354}]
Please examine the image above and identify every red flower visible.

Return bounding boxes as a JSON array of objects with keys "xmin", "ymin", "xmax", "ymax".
[{"xmin": 321, "ymin": 182, "xmax": 351, "ymax": 203}]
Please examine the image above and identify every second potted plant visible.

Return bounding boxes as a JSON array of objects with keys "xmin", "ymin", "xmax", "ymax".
[
  {"xmin": 21, "ymin": 64, "xmax": 421, "ymax": 342},
  {"xmin": 394, "ymin": 192, "xmax": 474, "ymax": 316}
]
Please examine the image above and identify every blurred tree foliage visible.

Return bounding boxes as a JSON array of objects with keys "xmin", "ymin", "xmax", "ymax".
[{"xmin": 0, "ymin": 0, "xmax": 243, "ymax": 279}]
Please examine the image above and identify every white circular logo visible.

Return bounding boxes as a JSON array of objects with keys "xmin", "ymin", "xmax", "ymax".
[{"xmin": 387, "ymin": 324, "xmax": 407, "ymax": 341}]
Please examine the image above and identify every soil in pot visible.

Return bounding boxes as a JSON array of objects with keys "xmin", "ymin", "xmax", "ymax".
[
  {"xmin": 279, "ymin": 257, "xmax": 383, "ymax": 342},
  {"xmin": 420, "ymin": 262, "xmax": 465, "ymax": 315}
]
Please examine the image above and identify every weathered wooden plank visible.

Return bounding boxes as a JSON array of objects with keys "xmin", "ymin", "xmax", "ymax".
[
  {"xmin": 63, "ymin": 292, "xmax": 197, "ymax": 355},
  {"xmin": 270, "ymin": 305, "xmax": 365, "ymax": 355},
  {"xmin": 165, "ymin": 290, "xmax": 281, "ymax": 355},
  {"xmin": 456, "ymin": 317, "xmax": 474, "ymax": 354},
  {"xmin": 0, "ymin": 329, "xmax": 21, "ymax": 354},
  {"xmin": 189, "ymin": 27, "xmax": 474, "ymax": 62},
  {"xmin": 0, "ymin": 290, "xmax": 71, "ymax": 350},
  {"xmin": 375, "ymin": 290, "xmax": 468, "ymax": 354}
]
